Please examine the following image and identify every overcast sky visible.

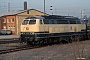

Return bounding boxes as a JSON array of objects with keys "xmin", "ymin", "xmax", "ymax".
[{"xmin": 0, "ymin": 0, "xmax": 90, "ymax": 18}]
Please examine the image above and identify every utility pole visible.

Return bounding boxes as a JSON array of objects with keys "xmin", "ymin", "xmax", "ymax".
[
  {"xmin": 44, "ymin": 0, "xmax": 45, "ymax": 16},
  {"xmin": 8, "ymin": 3, "xmax": 10, "ymax": 12},
  {"xmin": 7, "ymin": 3, "xmax": 10, "ymax": 12},
  {"xmin": 81, "ymin": 9, "xmax": 83, "ymax": 20}
]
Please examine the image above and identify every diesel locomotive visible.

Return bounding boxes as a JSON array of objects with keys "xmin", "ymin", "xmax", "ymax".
[{"xmin": 20, "ymin": 15, "xmax": 87, "ymax": 45}]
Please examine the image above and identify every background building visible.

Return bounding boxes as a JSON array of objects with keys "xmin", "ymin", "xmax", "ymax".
[{"xmin": 0, "ymin": 9, "xmax": 49, "ymax": 35}]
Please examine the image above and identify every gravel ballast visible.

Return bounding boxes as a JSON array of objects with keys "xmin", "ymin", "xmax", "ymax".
[{"xmin": 0, "ymin": 40, "xmax": 90, "ymax": 60}]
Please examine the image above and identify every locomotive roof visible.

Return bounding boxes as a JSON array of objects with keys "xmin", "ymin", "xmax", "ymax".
[
  {"xmin": 42, "ymin": 15, "xmax": 64, "ymax": 19},
  {"xmin": 25, "ymin": 16, "xmax": 44, "ymax": 19},
  {"xmin": 25, "ymin": 15, "xmax": 80, "ymax": 20}
]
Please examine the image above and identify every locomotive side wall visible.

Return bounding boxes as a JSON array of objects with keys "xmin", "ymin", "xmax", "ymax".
[{"xmin": 39, "ymin": 24, "xmax": 86, "ymax": 33}]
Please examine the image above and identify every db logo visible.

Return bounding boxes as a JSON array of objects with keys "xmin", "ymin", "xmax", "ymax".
[{"xmin": 26, "ymin": 27, "xmax": 29, "ymax": 30}]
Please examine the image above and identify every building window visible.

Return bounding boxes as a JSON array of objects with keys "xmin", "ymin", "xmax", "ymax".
[
  {"xmin": 12, "ymin": 26, "xmax": 15, "ymax": 31},
  {"xmin": 3, "ymin": 18, "xmax": 6, "ymax": 23},
  {"xmin": 8, "ymin": 25, "xmax": 15, "ymax": 31},
  {"xmin": 11, "ymin": 18, "xmax": 14, "ymax": 22},
  {"xmin": 8, "ymin": 26, "xmax": 11, "ymax": 30},
  {"xmin": 7, "ymin": 19, "xmax": 10, "ymax": 23},
  {"xmin": 11, "ymin": 26, "xmax": 13, "ymax": 30},
  {"xmin": 3, "ymin": 26, "xmax": 6, "ymax": 29}
]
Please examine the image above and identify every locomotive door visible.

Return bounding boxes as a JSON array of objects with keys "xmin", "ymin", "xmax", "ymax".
[
  {"xmin": 42, "ymin": 19, "xmax": 49, "ymax": 33},
  {"xmin": 40, "ymin": 20, "xmax": 48, "ymax": 33},
  {"xmin": 44, "ymin": 25, "xmax": 49, "ymax": 33}
]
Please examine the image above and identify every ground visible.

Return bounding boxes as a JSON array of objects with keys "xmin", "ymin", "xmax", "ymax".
[{"xmin": 0, "ymin": 40, "xmax": 90, "ymax": 60}]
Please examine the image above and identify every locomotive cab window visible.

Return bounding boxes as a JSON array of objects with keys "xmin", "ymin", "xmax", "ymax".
[
  {"xmin": 40, "ymin": 20, "xmax": 43, "ymax": 24},
  {"xmin": 29, "ymin": 20, "xmax": 36, "ymax": 24},
  {"xmin": 22, "ymin": 20, "xmax": 29, "ymax": 25},
  {"xmin": 76, "ymin": 21, "xmax": 81, "ymax": 24}
]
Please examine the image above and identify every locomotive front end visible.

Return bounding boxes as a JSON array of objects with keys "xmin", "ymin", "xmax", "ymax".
[{"xmin": 20, "ymin": 16, "xmax": 46, "ymax": 45}]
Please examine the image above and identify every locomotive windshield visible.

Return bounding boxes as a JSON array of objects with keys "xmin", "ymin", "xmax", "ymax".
[
  {"xmin": 29, "ymin": 20, "xmax": 36, "ymax": 24},
  {"xmin": 22, "ymin": 20, "xmax": 29, "ymax": 25},
  {"xmin": 22, "ymin": 20, "xmax": 36, "ymax": 25}
]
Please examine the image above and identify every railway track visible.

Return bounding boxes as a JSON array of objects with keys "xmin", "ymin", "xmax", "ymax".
[
  {"xmin": 0, "ymin": 38, "xmax": 88, "ymax": 55},
  {"xmin": 0, "ymin": 45, "xmax": 37, "ymax": 54},
  {"xmin": 0, "ymin": 41, "xmax": 61, "ymax": 55},
  {"xmin": 0, "ymin": 41, "xmax": 69, "ymax": 55},
  {"xmin": 0, "ymin": 38, "xmax": 19, "ymax": 44}
]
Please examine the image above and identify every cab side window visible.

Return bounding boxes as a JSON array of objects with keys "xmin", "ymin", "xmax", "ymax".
[
  {"xmin": 22, "ymin": 20, "xmax": 29, "ymax": 25},
  {"xmin": 40, "ymin": 20, "xmax": 43, "ymax": 24}
]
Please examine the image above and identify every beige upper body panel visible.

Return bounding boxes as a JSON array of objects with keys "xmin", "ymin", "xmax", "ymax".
[
  {"xmin": 21, "ymin": 18, "xmax": 86, "ymax": 33},
  {"xmin": 39, "ymin": 24, "xmax": 86, "ymax": 33}
]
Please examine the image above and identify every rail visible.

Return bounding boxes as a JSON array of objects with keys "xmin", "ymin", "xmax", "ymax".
[
  {"xmin": 0, "ymin": 45, "xmax": 37, "ymax": 54},
  {"xmin": 0, "ymin": 38, "xmax": 19, "ymax": 44}
]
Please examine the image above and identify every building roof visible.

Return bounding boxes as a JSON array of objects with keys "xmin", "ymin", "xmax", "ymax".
[{"xmin": 0, "ymin": 9, "xmax": 49, "ymax": 17}]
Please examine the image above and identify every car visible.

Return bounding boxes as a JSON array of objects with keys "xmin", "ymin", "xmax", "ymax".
[{"xmin": 1, "ymin": 29, "xmax": 12, "ymax": 35}]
